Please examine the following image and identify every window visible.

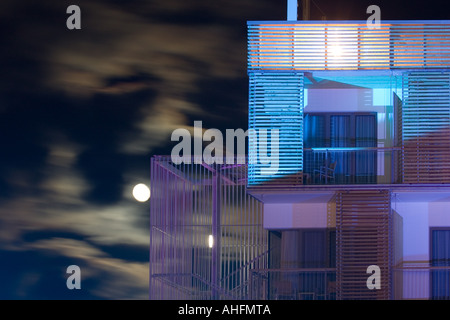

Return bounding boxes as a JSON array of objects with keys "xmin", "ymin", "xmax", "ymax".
[
  {"xmin": 268, "ymin": 229, "xmax": 336, "ymax": 300},
  {"xmin": 304, "ymin": 112, "xmax": 377, "ymax": 184},
  {"xmin": 430, "ymin": 228, "xmax": 450, "ymax": 299}
]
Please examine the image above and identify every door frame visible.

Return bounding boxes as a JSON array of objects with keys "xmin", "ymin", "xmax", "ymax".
[{"xmin": 429, "ymin": 227, "xmax": 450, "ymax": 299}]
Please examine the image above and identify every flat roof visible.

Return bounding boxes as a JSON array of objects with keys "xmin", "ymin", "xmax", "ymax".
[{"xmin": 248, "ymin": 20, "xmax": 450, "ymax": 25}]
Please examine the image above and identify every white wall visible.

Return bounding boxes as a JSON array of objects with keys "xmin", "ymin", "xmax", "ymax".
[
  {"xmin": 429, "ymin": 201, "xmax": 450, "ymax": 227},
  {"xmin": 263, "ymin": 203, "xmax": 293, "ymax": 229},
  {"xmin": 306, "ymin": 88, "xmax": 369, "ymax": 112},
  {"xmin": 392, "ymin": 197, "xmax": 450, "ymax": 299},
  {"xmin": 393, "ymin": 201, "xmax": 429, "ymax": 262},
  {"xmin": 264, "ymin": 202, "xmax": 329, "ymax": 229},
  {"xmin": 305, "ymin": 87, "xmax": 392, "ymax": 144}
]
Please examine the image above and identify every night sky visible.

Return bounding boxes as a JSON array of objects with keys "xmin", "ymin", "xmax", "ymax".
[{"xmin": 0, "ymin": 0, "xmax": 448, "ymax": 300}]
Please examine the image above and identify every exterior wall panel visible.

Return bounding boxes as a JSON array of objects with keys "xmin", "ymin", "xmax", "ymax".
[
  {"xmin": 248, "ymin": 72, "xmax": 304, "ymax": 186},
  {"xmin": 402, "ymin": 72, "xmax": 450, "ymax": 183}
]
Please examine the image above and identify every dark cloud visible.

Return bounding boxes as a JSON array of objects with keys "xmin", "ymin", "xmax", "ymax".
[{"xmin": 0, "ymin": 250, "xmax": 97, "ymax": 300}]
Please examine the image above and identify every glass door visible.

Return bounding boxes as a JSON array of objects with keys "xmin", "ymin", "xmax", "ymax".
[
  {"xmin": 304, "ymin": 112, "xmax": 377, "ymax": 184},
  {"xmin": 431, "ymin": 228, "xmax": 450, "ymax": 299}
]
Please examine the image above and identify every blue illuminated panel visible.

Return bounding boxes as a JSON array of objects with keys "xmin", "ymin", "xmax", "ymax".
[{"xmin": 248, "ymin": 73, "xmax": 304, "ymax": 186}]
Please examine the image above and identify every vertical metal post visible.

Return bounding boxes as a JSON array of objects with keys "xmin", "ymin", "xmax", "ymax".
[
  {"xmin": 302, "ymin": 0, "xmax": 310, "ymax": 21},
  {"xmin": 391, "ymin": 149, "xmax": 394, "ymax": 184},
  {"xmin": 211, "ymin": 167, "xmax": 221, "ymax": 299}
]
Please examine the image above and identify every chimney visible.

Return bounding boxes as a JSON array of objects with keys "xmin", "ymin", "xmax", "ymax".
[{"xmin": 287, "ymin": 0, "xmax": 298, "ymax": 21}]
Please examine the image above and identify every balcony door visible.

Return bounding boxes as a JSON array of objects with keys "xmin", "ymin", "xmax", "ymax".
[
  {"xmin": 304, "ymin": 112, "xmax": 377, "ymax": 183},
  {"xmin": 431, "ymin": 228, "xmax": 450, "ymax": 299},
  {"xmin": 268, "ymin": 229, "xmax": 336, "ymax": 299}
]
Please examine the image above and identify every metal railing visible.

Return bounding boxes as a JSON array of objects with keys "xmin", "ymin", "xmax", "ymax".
[
  {"xmin": 247, "ymin": 147, "xmax": 402, "ymax": 189},
  {"xmin": 151, "ymin": 249, "xmax": 271, "ymax": 300},
  {"xmin": 220, "ymin": 249, "xmax": 270, "ymax": 300},
  {"xmin": 249, "ymin": 264, "xmax": 450, "ymax": 300},
  {"xmin": 393, "ymin": 264, "xmax": 450, "ymax": 300},
  {"xmin": 249, "ymin": 268, "xmax": 337, "ymax": 300},
  {"xmin": 151, "ymin": 273, "xmax": 237, "ymax": 300},
  {"xmin": 303, "ymin": 147, "xmax": 402, "ymax": 185},
  {"xmin": 152, "ymin": 264, "xmax": 450, "ymax": 300},
  {"xmin": 150, "ymin": 156, "xmax": 268, "ymax": 300}
]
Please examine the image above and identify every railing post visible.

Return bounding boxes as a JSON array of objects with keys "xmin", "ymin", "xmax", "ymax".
[
  {"xmin": 211, "ymin": 168, "xmax": 221, "ymax": 299},
  {"xmin": 391, "ymin": 148, "xmax": 394, "ymax": 184}
]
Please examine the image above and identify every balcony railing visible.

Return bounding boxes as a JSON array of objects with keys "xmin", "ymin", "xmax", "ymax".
[
  {"xmin": 249, "ymin": 268, "xmax": 337, "ymax": 300},
  {"xmin": 248, "ymin": 147, "xmax": 402, "ymax": 189},
  {"xmin": 249, "ymin": 265, "xmax": 450, "ymax": 300},
  {"xmin": 304, "ymin": 147, "xmax": 402, "ymax": 185},
  {"xmin": 393, "ymin": 264, "xmax": 450, "ymax": 300}
]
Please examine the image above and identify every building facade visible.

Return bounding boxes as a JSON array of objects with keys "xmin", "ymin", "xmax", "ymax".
[{"xmin": 150, "ymin": 15, "xmax": 450, "ymax": 300}]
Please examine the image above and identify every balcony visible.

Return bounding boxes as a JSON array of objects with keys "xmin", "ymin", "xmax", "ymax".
[
  {"xmin": 393, "ymin": 264, "xmax": 450, "ymax": 300},
  {"xmin": 248, "ymin": 264, "xmax": 450, "ymax": 300},
  {"xmin": 303, "ymin": 147, "xmax": 401, "ymax": 185},
  {"xmin": 249, "ymin": 268, "xmax": 337, "ymax": 300},
  {"xmin": 248, "ymin": 147, "xmax": 402, "ymax": 190}
]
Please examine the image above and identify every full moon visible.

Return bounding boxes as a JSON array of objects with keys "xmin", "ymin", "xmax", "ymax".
[{"xmin": 132, "ymin": 183, "xmax": 150, "ymax": 202}]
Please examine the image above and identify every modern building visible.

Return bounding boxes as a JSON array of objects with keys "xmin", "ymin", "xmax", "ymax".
[{"xmin": 150, "ymin": 2, "xmax": 450, "ymax": 300}]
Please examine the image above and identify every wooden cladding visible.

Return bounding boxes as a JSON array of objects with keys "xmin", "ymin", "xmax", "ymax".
[
  {"xmin": 248, "ymin": 21, "xmax": 450, "ymax": 71},
  {"xmin": 402, "ymin": 72, "xmax": 450, "ymax": 183},
  {"xmin": 336, "ymin": 189, "xmax": 391, "ymax": 300},
  {"xmin": 248, "ymin": 73, "xmax": 304, "ymax": 186}
]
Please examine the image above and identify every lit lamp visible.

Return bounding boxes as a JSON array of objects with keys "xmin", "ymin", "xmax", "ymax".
[
  {"xmin": 326, "ymin": 31, "xmax": 358, "ymax": 70},
  {"xmin": 208, "ymin": 235, "xmax": 214, "ymax": 248}
]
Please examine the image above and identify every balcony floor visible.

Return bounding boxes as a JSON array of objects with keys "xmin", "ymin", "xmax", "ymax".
[{"xmin": 248, "ymin": 184, "xmax": 450, "ymax": 203}]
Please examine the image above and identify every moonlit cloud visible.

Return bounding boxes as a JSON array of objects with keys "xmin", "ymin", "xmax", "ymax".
[
  {"xmin": 42, "ymin": 0, "xmax": 251, "ymax": 156},
  {"xmin": 0, "ymin": 0, "xmax": 284, "ymax": 299},
  {"xmin": 29, "ymin": 238, "xmax": 149, "ymax": 299},
  {"xmin": 119, "ymin": 98, "xmax": 197, "ymax": 155}
]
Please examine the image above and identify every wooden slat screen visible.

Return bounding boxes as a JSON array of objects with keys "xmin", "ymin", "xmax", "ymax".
[
  {"xmin": 248, "ymin": 72, "xmax": 304, "ymax": 186},
  {"xmin": 402, "ymin": 72, "xmax": 450, "ymax": 183},
  {"xmin": 248, "ymin": 21, "xmax": 450, "ymax": 71},
  {"xmin": 336, "ymin": 189, "xmax": 391, "ymax": 300}
]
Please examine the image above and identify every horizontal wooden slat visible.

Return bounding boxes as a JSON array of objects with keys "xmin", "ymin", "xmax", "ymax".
[
  {"xmin": 402, "ymin": 72, "xmax": 450, "ymax": 183},
  {"xmin": 248, "ymin": 22, "xmax": 450, "ymax": 71},
  {"xmin": 248, "ymin": 73, "xmax": 304, "ymax": 186},
  {"xmin": 336, "ymin": 190, "xmax": 391, "ymax": 300}
]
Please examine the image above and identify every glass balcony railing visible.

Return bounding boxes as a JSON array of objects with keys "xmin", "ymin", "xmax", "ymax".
[
  {"xmin": 249, "ymin": 264, "xmax": 450, "ymax": 300},
  {"xmin": 303, "ymin": 147, "xmax": 402, "ymax": 185},
  {"xmin": 247, "ymin": 147, "xmax": 402, "ymax": 189},
  {"xmin": 393, "ymin": 264, "xmax": 450, "ymax": 300}
]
